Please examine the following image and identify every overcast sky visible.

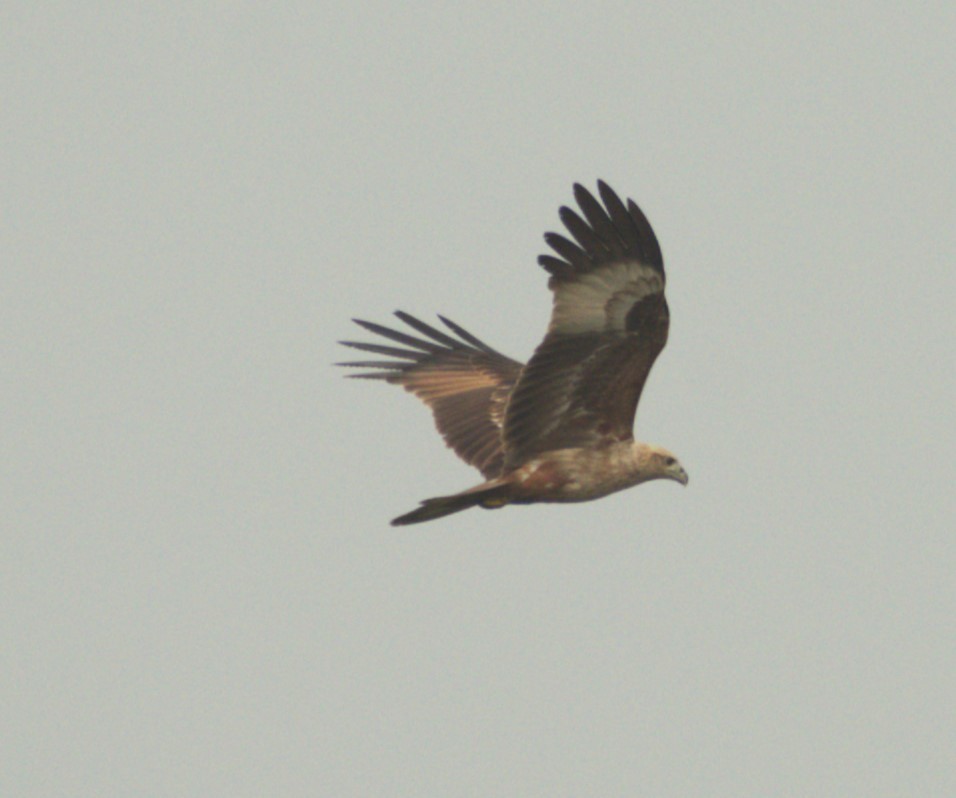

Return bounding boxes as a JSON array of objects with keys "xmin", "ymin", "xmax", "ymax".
[{"xmin": 5, "ymin": 3, "xmax": 956, "ymax": 796}]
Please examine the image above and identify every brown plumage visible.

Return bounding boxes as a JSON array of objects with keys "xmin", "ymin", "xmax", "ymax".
[{"xmin": 338, "ymin": 181, "xmax": 688, "ymax": 525}]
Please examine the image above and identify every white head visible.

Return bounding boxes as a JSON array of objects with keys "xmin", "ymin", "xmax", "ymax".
[{"xmin": 638, "ymin": 443, "xmax": 689, "ymax": 486}]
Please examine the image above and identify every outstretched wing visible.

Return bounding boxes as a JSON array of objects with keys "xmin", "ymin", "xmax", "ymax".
[
  {"xmin": 338, "ymin": 312, "xmax": 523, "ymax": 479},
  {"xmin": 502, "ymin": 181, "xmax": 669, "ymax": 469}
]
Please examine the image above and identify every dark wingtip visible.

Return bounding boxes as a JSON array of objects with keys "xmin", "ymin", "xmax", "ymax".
[
  {"xmin": 537, "ymin": 254, "xmax": 574, "ymax": 279},
  {"xmin": 539, "ymin": 180, "xmax": 663, "ymax": 277},
  {"xmin": 573, "ymin": 181, "xmax": 596, "ymax": 202}
]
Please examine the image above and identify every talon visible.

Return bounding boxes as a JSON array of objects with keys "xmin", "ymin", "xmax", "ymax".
[{"xmin": 480, "ymin": 497, "xmax": 509, "ymax": 509}]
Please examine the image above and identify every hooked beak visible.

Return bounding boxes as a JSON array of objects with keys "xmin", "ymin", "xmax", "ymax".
[{"xmin": 672, "ymin": 466, "xmax": 689, "ymax": 486}]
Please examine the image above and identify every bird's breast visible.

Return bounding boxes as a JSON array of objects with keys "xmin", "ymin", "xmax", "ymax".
[{"xmin": 509, "ymin": 444, "xmax": 644, "ymax": 503}]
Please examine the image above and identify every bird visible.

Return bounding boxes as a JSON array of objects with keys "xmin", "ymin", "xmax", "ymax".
[{"xmin": 338, "ymin": 181, "xmax": 688, "ymax": 525}]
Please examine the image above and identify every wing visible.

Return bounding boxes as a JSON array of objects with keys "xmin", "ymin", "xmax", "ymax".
[
  {"xmin": 502, "ymin": 181, "xmax": 669, "ymax": 469},
  {"xmin": 338, "ymin": 311, "xmax": 523, "ymax": 479}
]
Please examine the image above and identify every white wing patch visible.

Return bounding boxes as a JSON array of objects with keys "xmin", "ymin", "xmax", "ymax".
[{"xmin": 548, "ymin": 260, "xmax": 663, "ymax": 335}]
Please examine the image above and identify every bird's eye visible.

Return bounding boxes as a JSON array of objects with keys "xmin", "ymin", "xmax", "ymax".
[{"xmin": 663, "ymin": 456, "xmax": 676, "ymax": 466}]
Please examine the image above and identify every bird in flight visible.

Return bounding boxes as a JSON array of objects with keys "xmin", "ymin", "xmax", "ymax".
[{"xmin": 339, "ymin": 181, "xmax": 688, "ymax": 525}]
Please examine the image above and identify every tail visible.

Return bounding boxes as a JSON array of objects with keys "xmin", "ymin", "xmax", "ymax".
[{"xmin": 391, "ymin": 480, "xmax": 512, "ymax": 526}]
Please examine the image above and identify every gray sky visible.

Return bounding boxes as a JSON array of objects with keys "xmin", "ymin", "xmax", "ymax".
[{"xmin": 5, "ymin": 3, "xmax": 955, "ymax": 795}]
